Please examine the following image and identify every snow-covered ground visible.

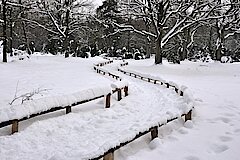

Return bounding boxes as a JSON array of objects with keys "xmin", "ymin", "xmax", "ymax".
[
  {"xmin": 116, "ymin": 59, "xmax": 240, "ymax": 160},
  {"xmin": 0, "ymin": 55, "xmax": 239, "ymax": 160},
  {"xmin": 0, "ymin": 56, "xmax": 110, "ymax": 107}
]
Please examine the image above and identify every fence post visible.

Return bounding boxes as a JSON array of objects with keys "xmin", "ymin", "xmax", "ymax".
[
  {"xmin": 117, "ymin": 89, "xmax": 122, "ymax": 101},
  {"xmin": 66, "ymin": 106, "xmax": 71, "ymax": 114},
  {"xmin": 12, "ymin": 120, "xmax": 19, "ymax": 134},
  {"xmin": 166, "ymin": 83, "xmax": 169, "ymax": 88},
  {"xmin": 103, "ymin": 151, "xmax": 114, "ymax": 160},
  {"xmin": 124, "ymin": 86, "xmax": 128, "ymax": 96},
  {"xmin": 175, "ymin": 87, "xmax": 178, "ymax": 93},
  {"xmin": 105, "ymin": 94, "xmax": 111, "ymax": 108},
  {"xmin": 180, "ymin": 91, "xmax": 184, "ymax": 96},
  {"xmin": 185, "ymin": 110, "xmax": 192, "ymax": 122},
  {"xmin": 150, "ymin": 126, "xmax": 158, "ymax": 140}
]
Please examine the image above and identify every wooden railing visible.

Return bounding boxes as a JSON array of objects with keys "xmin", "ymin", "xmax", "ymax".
[
  {"xmin": 89, "ymin": 61, "xmax": 193, "ymax": 160},
  {"xmin": 1, "ymin": 59, "xmax": 193, "ymax": 160},
  {"xmin": 0, "ymin": 60, "xmax": 129, "ymax": 134}
]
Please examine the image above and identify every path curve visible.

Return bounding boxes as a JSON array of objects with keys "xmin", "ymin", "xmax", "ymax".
[{"xmin": 0, "ymin": 59, "xmax": 192, "ymax": 160}]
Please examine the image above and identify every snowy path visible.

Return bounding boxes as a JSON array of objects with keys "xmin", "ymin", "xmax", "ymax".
[{"xmin": 0, "ymin": 59, "xmax": 190, "ymax": 160}]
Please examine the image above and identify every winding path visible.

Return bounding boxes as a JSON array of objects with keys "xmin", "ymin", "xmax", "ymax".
[{"xmin": 0, "ymin": 59, "xmax": 192, "ymax": 160}]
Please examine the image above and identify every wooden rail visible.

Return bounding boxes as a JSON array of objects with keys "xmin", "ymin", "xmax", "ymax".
[
  {"xmin": 1, "ymin": 59, "xmax": 192, "ymax": 160},
  {"xmin": 0, "ymin": 60, "xmax": 131, "ymax": 134},
  {"xmin": 118, "ymin": 68, "xmax": 184, "ymax": 96},
  {"xmin": 90, "ymin": 61, "xmax": 193, "ymax": 160},
  {"xmin": 0, "ymin": 87, "xmax": 128, "ymax": 134}
]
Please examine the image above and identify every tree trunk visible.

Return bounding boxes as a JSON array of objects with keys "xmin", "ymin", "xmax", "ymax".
[
  {"xmin": 208, "ymin": 26, "xmax": 213, "ymax": 59},
  {"xmin": 216, "ymin": 27, "xmax": 224, "ymax": 61},
  {"xmin": 9, "ymin": 8, "xmax": 13, "ymax": 57},
  {"xmin": 19, "ymin": 0, "xmax": 30, "ymax": 55},
  {"xmin": 181, "ymin": 28, "xmax": 190, "ymax": 61},
  {"xmin": 155, "ymin": 37, "xmax": 162, "ymax": 64},
  {"xmin": 2, "ymin": 0, "xmax": 8, "ymax": 62},
  {"xmin": 64, "ymin": 0, "xmax": 70, "ymax": 58}
]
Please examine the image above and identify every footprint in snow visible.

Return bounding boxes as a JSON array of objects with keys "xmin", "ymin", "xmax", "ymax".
[
  {"xmin": 178, "ymin": 128, "xmax": 188, "ymax": 134},
  {"xmin": 209, "ymin": 144, "xmax": 229, "ymax": 154},
  {"xmin": 222, "ymin": 113, "xmax": 236, "ymax": 117},
  {"xmin": 215, "ymin": 117, "xmax": 231, "ymax": 123},
  {"xmin": 120, "ymin": 102, "xmax": 126, "ymax": 106},
  {"xmin": 219, "ymin": 136, "xmax": 232, "ymax": 142},
  {"xmin": 184, "ymin": 156, "xmax": 200, "ymax": 160},
  {"xmin": 167, "ymin": 135, "xmax": 179, "ymax": 142},
  {"xmin": 234, "ymin": 128, "xmax": 240, "ymax": 134}
]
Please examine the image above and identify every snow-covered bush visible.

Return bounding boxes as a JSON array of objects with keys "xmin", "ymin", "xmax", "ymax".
[
  {"xmin": 221, "ymin": 56, "xmax": 233, "ymax": 63},
  {"xmin": 188, "ymin": 46, "xmax": 213, "ymax": 62}
]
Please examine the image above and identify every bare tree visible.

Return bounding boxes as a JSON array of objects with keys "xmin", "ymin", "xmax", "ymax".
[
  {"xmin": 212, "ymin": 0, "xmax": 240, "ymax": 60},
  {"xmin": 101, "ymin": 0, "xmax": 236, "ymax": 64}
]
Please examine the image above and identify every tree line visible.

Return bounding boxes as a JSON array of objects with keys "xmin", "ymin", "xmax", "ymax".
[{"xmin": 1, "ymin": 0, "xmax": 239, "ymax": 64}]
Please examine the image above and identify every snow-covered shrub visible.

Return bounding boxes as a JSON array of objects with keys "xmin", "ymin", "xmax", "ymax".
[
  {"xmin": 166, "ymin": 52, "xmax": 180, "ymax": 64},
  {"xmin": 13, "ymin": 50, "xmax": 29, "ymax": 60},
  {"xmin": 221, "ymin": 56, "xmax": 233, "ymax": 63},
  {"xmin": 188, "ymin": 46, "xmax": 213, "ymax": 62},
  {"xmin": 123, "ymin": 52, "xmax": 133, "ymax": 59},
  {"xmin": 134, "ymin": 49, "xmax": 145, "ymax": 60}
]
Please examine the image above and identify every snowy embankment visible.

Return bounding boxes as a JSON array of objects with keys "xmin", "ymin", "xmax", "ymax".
[
  {"xmin": 115, "ymin": 58, "xmax": 240, "ymax": 160},
  {"xmin": 0, "ymin": 57, "xmax": 192, "ymax": 160}
]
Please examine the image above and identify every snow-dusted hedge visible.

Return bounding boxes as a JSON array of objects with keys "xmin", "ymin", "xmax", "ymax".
[{"xmin": 0, "ymin": 86, "xmax": 112, "ymax": 124}]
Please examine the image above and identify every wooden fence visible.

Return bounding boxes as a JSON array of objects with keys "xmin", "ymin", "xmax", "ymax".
[
  {"xmin": 0, "ymin": 59, "xmax": 192, "ymax": 160},
  {"xmin": 90, "ymin": 61, "xmax": 193, "ymax": 160},
  {"xmin": 0, "ymin": 60, "xmax": 129, "ymax": 134}
]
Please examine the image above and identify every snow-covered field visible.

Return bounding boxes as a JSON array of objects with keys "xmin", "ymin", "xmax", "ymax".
[
  {"xmin": 0, "ymin": 56, "xmax": 111, "ymax": 107},
  {"xmin": 0, "ymin": 55, "xmax": 239, "ymax": 160},
  {"xmin": 116, "ymin": 59, "xmax": 240, "ymax": 160}
]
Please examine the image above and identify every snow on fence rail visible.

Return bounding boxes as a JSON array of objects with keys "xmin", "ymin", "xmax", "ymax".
[
  {"xmin": 88, "ymin": 60, "xmax": 194, "ymax": 160},
  {"xmin": 93, "ymin": 60, "xmax": 129, "ymax": 103},
  {"xmin": 0, "ymin": 84, "xmax": 129, "ymax": 134}
]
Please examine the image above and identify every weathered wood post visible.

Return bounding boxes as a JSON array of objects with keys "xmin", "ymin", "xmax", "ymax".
[
  {"xmin": 166, "ymin": 83, "xmax": 169, "ymax": 88},
  {"xmin": 175, "ymin": 87, "xmax": 178, "ymax": 93},
  {"xmin": 66, "ymin": 106, "xmax": 71, "ymax": 114},
  {"xmin": 103, "ymin": 150, "xmax": 114, "ymax": 160},
  {"xmin": 180, "ymin": 91, "xmax": 184, "ymax": 96},
  {"xmin": 117, "ymin": 89, "xmax": 122, "ymax": 101},
  {"xmin": 185, "ymin": 110, "xmax": 192, "ymax": 122},
  {"xmin": 12, "ymin": 120, "xmax": 19, "ymax": 134},
  {"xmin": 105, "ymin": 94, "xmax": 111, "ymax": 108},
  {"xmin": 124, "ymin": 86, "xmax": 128, "ymax": 97},
  {"xmin": 150, "ymin": 126, "xmax": 158, "ymax": 140}
]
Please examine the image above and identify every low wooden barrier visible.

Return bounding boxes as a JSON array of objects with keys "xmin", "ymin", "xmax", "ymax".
[
  {"xmin": 89, "ymin": 61, "xmax": 193, "ymax": 160},
  {"xmin": 0, "ymin": 60, "xmax": 132, "ymax": 135},
  {"xmin": 0, "ymin": 87, "xmax": 128, "ymax": 134},
  {"xmin": 90, "ymin": 111, "xmax": 192, "ymax": 160},
  {"xmin": 118, "ymin": 68, "xmax": 185, "ymax": 96}
]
